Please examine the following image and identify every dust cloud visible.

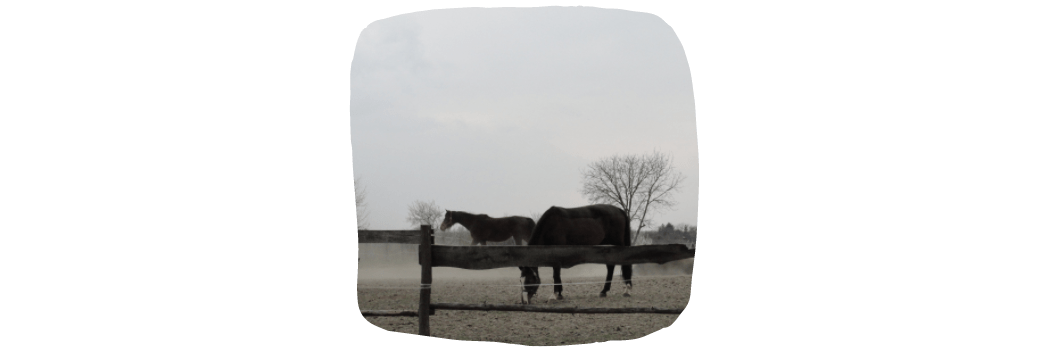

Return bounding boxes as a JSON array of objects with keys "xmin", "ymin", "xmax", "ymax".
[
  {"xmin": 357, "ymin": 244, "xmax": 694, "ymax": 282},
  {"xmin": 632, "ymin": 258, "xmax": 695, "ymax": 276}
]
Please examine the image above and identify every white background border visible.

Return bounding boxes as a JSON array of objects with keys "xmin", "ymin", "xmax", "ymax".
[{"xmin": 3, "ymin": 1, "xmax": 1049, "ymax": 354}]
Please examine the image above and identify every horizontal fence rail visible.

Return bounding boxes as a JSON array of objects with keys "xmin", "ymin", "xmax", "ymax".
[
  {"xmin": 358, "ymin": 230, "xmax": 423, "ymax": 244},
  {"xmin": 361, "ymin": 310, "xmax": 426, "ymax": 317},
  {"xmin": 428, "ymin": 244, "xmax": 695, "ymax": 269},
  {"xmin": 431, "ymin": 303, "xmax": 684, "ymax": 314}
]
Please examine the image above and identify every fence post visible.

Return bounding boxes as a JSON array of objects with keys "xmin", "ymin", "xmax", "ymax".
[{"xmin": 418, "ymin": 225, "xmax": 433, "ymax": 336}]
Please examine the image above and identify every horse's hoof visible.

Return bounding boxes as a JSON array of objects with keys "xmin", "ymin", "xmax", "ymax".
[
  {"xmin": 556, "ymin": 294, "xmax": 564, "ymax": 301},
  {"xmin": 622, "ymin": 292, "xmax": 631, "ymax": 297},
  {"xmin": 599, "ymin": 292, "xmax": 607, "ymax": 298}
]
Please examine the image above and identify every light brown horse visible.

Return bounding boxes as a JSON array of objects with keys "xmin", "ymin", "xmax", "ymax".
[{"xmin": 439, "ymin": 210, "xmax": 535, "ymax": 246}]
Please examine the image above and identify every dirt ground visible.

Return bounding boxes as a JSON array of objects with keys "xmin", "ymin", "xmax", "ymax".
[{"xmin": 357, "ymin": 265, "xmax": 693, "ymax": 346}]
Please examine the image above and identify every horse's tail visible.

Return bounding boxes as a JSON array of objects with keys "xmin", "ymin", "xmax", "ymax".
[
  {"xmin": 529, "ymin": 207, "xmax": 559, "ymax": 246},
  {"xmin": 526, "ymin": 217, "xmax": 536, "ymax": 237},
  {"xmin": 621, "ymin": 207, "xmax": 632, "ymax": 247},
  {"xmin": 618, "ymin": 206, "xmax": 633, "ymax": 286},
  {"xmin": 518, "ymin": 216, "xmax": 537, "ymax": 244}
]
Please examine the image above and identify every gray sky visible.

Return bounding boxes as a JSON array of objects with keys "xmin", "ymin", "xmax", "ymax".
[{"xmin": 350, "ymin": 7, "xmax": 698, "ymax": 230}]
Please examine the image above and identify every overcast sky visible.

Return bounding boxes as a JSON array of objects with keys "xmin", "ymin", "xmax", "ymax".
[{"xmin": 350, "ymin": 7, "xmax": 698, "ymax": 230}]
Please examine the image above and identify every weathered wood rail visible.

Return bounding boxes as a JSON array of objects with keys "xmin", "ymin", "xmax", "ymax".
[
  {"xmin": 431, "ymin": 244, "xmax": 694, "ymax": 269},
  {"xmin": 357, "ymin": 229, "xmax": 423, "ymax": 244},
  {"xmin": 356, "ymin": 226, "xmax": 695, "ymax": 336}
]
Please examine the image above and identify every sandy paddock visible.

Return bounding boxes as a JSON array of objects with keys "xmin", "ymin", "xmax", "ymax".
[{"xmin": 357, "ymin": 262, "xmax": 693, "ymax": 346}]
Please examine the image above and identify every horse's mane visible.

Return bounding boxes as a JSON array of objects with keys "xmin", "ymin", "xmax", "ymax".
[{"xmin": 451, "ymin": 211, "xmax": 486, "ymax": 217}]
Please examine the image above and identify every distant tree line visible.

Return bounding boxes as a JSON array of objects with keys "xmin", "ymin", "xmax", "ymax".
[{"xmin": 641, "ymin": 223, "xmax": 696, "ymax": 246}]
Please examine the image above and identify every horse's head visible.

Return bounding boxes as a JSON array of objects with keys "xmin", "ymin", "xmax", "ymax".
[
  {"xmin": 439, "ymin": 210, "xmax": 454, "ymax": 231},
  {"xmin": 518, "ymin": 266, "xmax": 540, "ymax": 304}
]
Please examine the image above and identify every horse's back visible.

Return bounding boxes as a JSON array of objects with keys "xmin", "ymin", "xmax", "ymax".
[
  {"xmin": 532, "ymin": 204, "xmax": 629, "ymax": 246},
  {"xmin": 475, "ymin": 215, "xmax": 535, "ymax": 243}
]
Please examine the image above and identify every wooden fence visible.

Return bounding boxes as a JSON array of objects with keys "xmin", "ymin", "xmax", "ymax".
[{"xmin": 357, "ymin": 225, "xmax": 695, "ymax": 336}]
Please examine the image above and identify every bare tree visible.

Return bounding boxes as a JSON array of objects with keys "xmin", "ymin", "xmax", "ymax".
[
  {"xmin": 406, "ymin": 200, "xmax": 442, "ymax": 228},
  {"xmin": 354, "ymin": 176, "xmax": 370, "ymax": 229},
  {"xmin": 580, "ymin": 150, "xmax": 686, "ymax": 244}
]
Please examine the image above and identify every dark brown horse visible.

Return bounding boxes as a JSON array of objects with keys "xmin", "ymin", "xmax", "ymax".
[
  {"xmin": 519, "ymin": 204, "xmax": 633, "ymax": 304},
  {"xmin": 439, "ymin": 210, "xmax": 535, "ymax": 246}
]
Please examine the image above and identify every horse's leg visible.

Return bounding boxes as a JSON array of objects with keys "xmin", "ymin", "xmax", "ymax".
[
  {"xmin": 600, "ymin": 264, "xmax": 615, "ymax": 297},
  {"xmin": 550, "ymin": 267, "xmax": 564, "ymax": 300},
  {"xmin": 622, "ymin": 263, "xmax": 633, "ymax": 297}
]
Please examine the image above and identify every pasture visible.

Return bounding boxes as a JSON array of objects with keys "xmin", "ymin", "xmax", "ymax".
[{"xmin": 358, "ymin": 243, "xmax": 694, "ymax": 346}]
